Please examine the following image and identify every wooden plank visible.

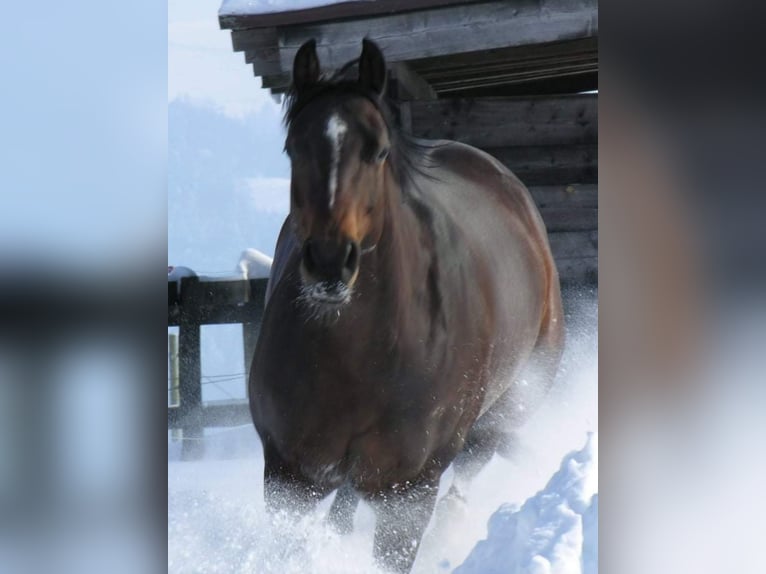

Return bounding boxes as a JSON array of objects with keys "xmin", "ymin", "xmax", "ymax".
[
  {"xmin": 192, "ymin": 301, "xmax": 268, "ymax": 325},
  {"xmin": 178, "ymin": 278, "xmax": 203, "ymax": 460},
  {"xmin": 431, "ymin": 65, "xmax": 597, "ymax": 94},
  {"xmin": 449, "ymin": 72, "xmax": 597, "ymax": 97},
  {"xmin": 548, "ymin": 229, "xmax": 598, "ymax": 260},
  {"xmin": 168, "ymin": 400, "xmax": 251, "ymax": 429},
  {"xmin": 260, "ymin": 72, "xmax": 292, "ymax": 88},
  {"xmin": 487, "ymin": 144, "xmax": 597, "ymax": 185},
  {"xmin": 276, "ymin": 0, "xmax": 598, "ymax": 72},
  {"xmin": 419, "ymin": 51, "xmax": 598, "ymax": 84},
  {"xmin": 240, "ymin": 33, "xmax": 597, "ymax": 94},
  {"xmin": 556, "ymin": 256, "xmax": 597, "ymax": 284},
  {"xmin": 231, "ymin": 26, "xmax": 277, "ymax": 52},
  {"xmin": 540, "ymin": 207, "xmax": 597, "ymax": 232},
  {"xmin": 409, "ymin": 95, "xmax": 597, "ymax": 147},
  {"xmin": 245, "ymin": 45, "xmax": 278, "ymax": 65},
  {"xmin": 168, "ymin": 334, "xmax": 180, "ymax": 407},
  {"xmin": 527, "ymin": 184, "xmax": 597, "ymax": 208},
  {"xmin": 245, "ymin": 47, "xmax": 284, "ymax": 76},
  {"xmin": 168, "ymin": 278, "xmax": 268, "ymax": 326},
  {"xmin": 170, "ymin": 301, "xmax": 265, "ymax": 326},
  {"xmin": 200, "ymin": 400, "xmax": 252, "ymax": 428},
  {"xmin": 168, "ymin": 281, "xmax": 179, "ymax": 306},
  {"xmin": 220, "ymin": 0, "xmax": 486, "ymax": 30},
  {"xmin": 408, "ymin": 36, "xmax": 598, "ymax": 95},
  {"xmin": 410, "ymin": 37, "xmax": 598, "ymax": 76},
  {"xmin": 190, "ymin": 278, "xmax": 251, "ymax": 307}
]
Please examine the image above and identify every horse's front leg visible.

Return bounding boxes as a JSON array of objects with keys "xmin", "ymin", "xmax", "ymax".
[
  {"xmin": 368, "ymin": 477, "xmax": 440, "ymax": 573},
  {"xmin": 262, "ymin": 440, "xmax": 329, "ymax": 517},
  {"xmin": 327, "ymin": 482, "xmax": 360, "ymax": 534}
]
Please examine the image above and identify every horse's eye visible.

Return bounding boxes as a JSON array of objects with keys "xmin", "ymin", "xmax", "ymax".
[{"xmin": 376, "ymin": 147, "xmax": 390, "ymax": 163}]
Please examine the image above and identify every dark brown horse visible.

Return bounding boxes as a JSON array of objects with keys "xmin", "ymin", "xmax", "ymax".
[{"xmin": 250, "ymin": 39, "xmax": 564, "ymax": 572}]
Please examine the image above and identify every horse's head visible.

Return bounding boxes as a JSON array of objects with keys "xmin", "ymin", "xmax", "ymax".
[{"xmin": 284, "ymin": 39, "xmax": 391, "ymax": 309}]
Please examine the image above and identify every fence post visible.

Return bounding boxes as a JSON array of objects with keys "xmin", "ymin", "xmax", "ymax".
[
  {"xmin": 168, "ymin": 333, "xmax": 182, "ymax": 442},
  {"xmin": 179, "ymin": 277, "xmax": 204, "ymax": 460},
  {"xmin": 242, "ymin": 321, "xmax": 260, "ymax": 400}
]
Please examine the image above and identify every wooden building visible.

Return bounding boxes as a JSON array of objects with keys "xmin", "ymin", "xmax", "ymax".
[{"xmin": 219, "ymin": 0, "xmax": 598, "ymax": 283}]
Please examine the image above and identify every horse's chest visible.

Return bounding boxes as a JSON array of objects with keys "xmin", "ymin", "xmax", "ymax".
[{"xmin": 281, "ymin": 371, "xmax": 461, "ymax": 489}]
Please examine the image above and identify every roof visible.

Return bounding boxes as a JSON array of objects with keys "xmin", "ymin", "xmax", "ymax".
[
  {"xmin": 219, "ymin": 0, "xmax": 483, "ymax": 28},
  {"xmin": 218, "ymin": 0, "xmax": 598, "ymax": 98}
]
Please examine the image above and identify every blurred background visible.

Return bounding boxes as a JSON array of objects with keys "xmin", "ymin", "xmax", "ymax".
[
  {"xmin": 600, "ymin": 1, "xmax": 766, "ymax": 572},
  {"xmin": 0, "ymin": 1, "xmax": 167, "ymax": 573},
  {"xmin": 1, "ymin": 0, "xmax": 765, "ymax": 573}
]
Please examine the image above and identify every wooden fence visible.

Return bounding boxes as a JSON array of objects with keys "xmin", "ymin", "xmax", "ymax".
[{"xmin": 168, "ymin": 276, "xmax": 267, "ymax": 460}]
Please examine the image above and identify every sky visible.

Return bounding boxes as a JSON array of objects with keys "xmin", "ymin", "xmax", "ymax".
[
  {"xmin": 169, "ymin": 0, "xmax": 293, "ymax": 401},
  {"xmin": 169, "ymin": 0, "xmax": 279, "ymax": 118},
  {"xmin": 168, "ymin": 0, "xmax": 292, "ymax": 270}
]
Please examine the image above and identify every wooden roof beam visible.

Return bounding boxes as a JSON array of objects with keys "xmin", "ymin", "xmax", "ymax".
[{"xmin": 276, "ymin": 0, "xmax": 597, "ymax": 72}]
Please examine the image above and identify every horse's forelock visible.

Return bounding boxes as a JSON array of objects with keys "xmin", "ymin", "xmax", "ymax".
[
  {"xmin": 284, "ymin": 79, "xmax": 435, "ymax": 197},
  {"xmin": 284, "ymin": 80, "xmax": 382, "ymax": 130}
]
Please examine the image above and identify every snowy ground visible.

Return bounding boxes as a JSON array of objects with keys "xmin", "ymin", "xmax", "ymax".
[
  {"xmin": 168, "ymin": 288, "xmax": 597, "ymax": 574},
  {"xmin": 454, "ymin": 434, "xmax": 597, "ymax": 574}
]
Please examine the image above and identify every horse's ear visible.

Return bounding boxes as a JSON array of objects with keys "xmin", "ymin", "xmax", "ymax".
[
  {"xmin": 358, "ymin": 38, "xmax": 387, "ymax": 98},
  {"xmin": 293, "ymin": 39, "xmax": 320, "ymax": 93}
]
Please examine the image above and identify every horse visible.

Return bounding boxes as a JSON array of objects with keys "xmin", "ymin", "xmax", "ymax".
[{"xmin": 249, "ymin": 38, "xmax": 564, "ymax": 573}]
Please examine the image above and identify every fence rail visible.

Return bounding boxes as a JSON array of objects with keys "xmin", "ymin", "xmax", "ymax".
[{"xmin": 168, "ymin": 276, "xmax": 267, "ymax": 460}]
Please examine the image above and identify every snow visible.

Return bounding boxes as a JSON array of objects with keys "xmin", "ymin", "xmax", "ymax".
[
  {"xmin": 167, "ymin": 289, "xmax": 597, "ymax": 573},
  {"xmin": 238, "ymin": 248, "xmax": 273, "ymax": 279},
  {"xmin": 168, "ymin": 248, "xmax": 272, "ymax": 284},
  {"xmin": 454, "ymin": 434, "xmax": 598, "ymax": 574},
  {"xmin": 220, "ymin": 0, "xmax": 365, "ymax": 17},
  {"xmin": 168, "ymin": 431, "xmax": 598, "ymax": 574},
  {"xmin": 168, "ymin": 265, "xmax": 198, "ymax": 282}
]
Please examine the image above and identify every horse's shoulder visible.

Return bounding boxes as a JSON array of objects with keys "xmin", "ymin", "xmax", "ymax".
[
  {"xmin": 265, "ymin": 215, "xmax": 300, "ymax": 303},
  {"xmin": 428, "ymin": 140, "xmax": 522, "ymax": 188},
  {"xmin": 423, "ymin": 140, "xmax": 538, "ymax": 219},
  {"xmin": 417, "ymin": 140, "xmax": 550, "ymax": 263}
]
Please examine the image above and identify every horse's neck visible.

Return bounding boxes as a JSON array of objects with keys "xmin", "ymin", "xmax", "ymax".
[{"xmin": 369, "ymin": 181, "xmax": 433, "ymax": 318}]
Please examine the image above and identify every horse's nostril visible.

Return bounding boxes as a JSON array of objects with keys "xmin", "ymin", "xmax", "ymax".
[
  {"xmin": 302, "ymin": 239, "xmax": 359, "ymax": 282},
  {"xmin": 344, "ymin": 242, "xmax": 360, "ymax": 272}
]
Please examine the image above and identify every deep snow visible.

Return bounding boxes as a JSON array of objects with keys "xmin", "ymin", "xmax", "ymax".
[
  {"xmin": 168, "ymin": 288, "xmax": 597, "ymax": 574},
  {"xmin": 454, "ymin": 434, "xmax": 598, "ymax": 574}
]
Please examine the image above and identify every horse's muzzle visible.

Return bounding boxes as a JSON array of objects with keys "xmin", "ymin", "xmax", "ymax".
[{"xmin": 300, "ymin": 238, "xmax": 360, "ymax": 291}]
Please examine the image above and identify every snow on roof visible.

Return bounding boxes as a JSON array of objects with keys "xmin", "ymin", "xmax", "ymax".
[{"xmin": 219, "ymin": 0, "xmax": 361, "ymax": 17}]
